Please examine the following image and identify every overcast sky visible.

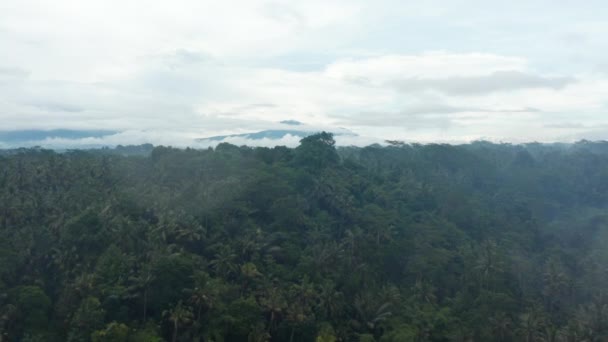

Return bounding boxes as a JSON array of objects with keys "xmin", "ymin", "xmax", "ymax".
[{"xmin": 2, "ymin": 0, "xmax": 608, "ymax": 145}]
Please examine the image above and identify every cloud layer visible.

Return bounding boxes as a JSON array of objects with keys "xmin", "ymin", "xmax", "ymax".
[{"xmin": 1, "ymin": 0, "xmax": 608, "ymax": 145}]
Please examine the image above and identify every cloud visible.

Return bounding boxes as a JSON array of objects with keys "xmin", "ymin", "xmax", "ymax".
[
  {"xmin": 389, "ymin": 71, "xmax": 575, "ymax": 95},
  {"xmin": 261, "ymin": 2, "xmax": 306, "ymax": 27},
  {"xmin": 325, "ymin": 54, "xmax": 574, "ymax": 95},
  {"xmin": 338, "ymin": 111, "xmax": 456, "ymax": 130},
  {"xmin": 558, "ymin": 32, "xmax": 588, "ymax": 45},
  {"xmin": 0, "ymin": 66, "xmax": 29, "ymax": 85},
  {"xmin": 28, "ymin": 101, "xmax": 84, "ymax": 113},
  {"xmin": 2, "ymin": 1, "xmax": 608, "ymax": 144},
  {"xmin": 0, "ymin": 66, "xmax": 29, "ymax": 78},
  {"xmin": 325, "ymin": 53, "xmax": 529, "ymax": 82},
  {"xmin": 558, "ymin": 125, "xmax": 608, "ymax": 142},
  {"xmin": 4, "ymin": 130, "xmax": 203, "ymax": 149},
  {"xmin": 544, "ymin": 122, "xmax": 587, "ymax": 129},
  {"xmin": 0, "ymin": 50, "xmax": 600, "ymax": 144},
  {"xmin": 163, "ymin": 49, "xmax": 214, "ymax": 69},
  {"xmin": 330, "ymin": 104, "xmax": 542, "ymax": 129}
]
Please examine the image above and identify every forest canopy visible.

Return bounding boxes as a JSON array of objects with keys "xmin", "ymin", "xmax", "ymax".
[{"xmin": 2, "ymin": 134, "xmax": 608, "ymax": 341}]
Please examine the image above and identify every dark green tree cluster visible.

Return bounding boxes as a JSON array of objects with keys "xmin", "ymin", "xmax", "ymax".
[{"xmin": 2, "ymin": 135, "xmax": 608, "ymax": 341}]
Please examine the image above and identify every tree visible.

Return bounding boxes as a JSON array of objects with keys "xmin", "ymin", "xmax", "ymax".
[
  {"xmin": 259, "ymin": 285, "xmax": 287, "ymax": 334},
  {"xmin": 574, "ymin": 296, "xmax": 608, "ymax": 341},
  {"xmin": 317, "ymin": 281, "xmax": 344, "ymax": 320},
  {"xmin": 285, "ymin": 278, "xmax": 317, "ymax": 342},
  {"xmin": 473, "ymin": 239, "xmax": 504, "ymax": 291},
  {"xmin": 187, "ymin": 271, "xmax": 224, "ymax": 322},
  {"xmin": 95, "ymin": 244, "xmax": 132, "ymax": 295},
  {"xmin": 127, "ymin": 265, "xmax": 154, "ymax": 322},
  {"xmin": 91, "ymin": 322, "xmax": 129, "ymax": 342},
  {"xmin": 489, "ymin": 312, "xmax": 512, "ymax": 342},
  {"xmin": 8, "ymin": 286, "xmax": 51, "ymax": 336},
  {"xmin": 67, "ymin": 297, "xmax": 105, "ymax": 342},
  {"xmin": 316, "ymin": 323, "xmax": 338, "ymax": 342},
  {"xmin": 294, "ymin": 132, "xmax": 339, "ymax": 171},
  {"xmin": 149, "ymin": 254, "xmax": 194, "ymax": 314},
  {"xmin": 163, "ymin": 300, "xmax": 193, "ymax": 342},
  {"xmin": 210, "ymin": 246, "xmax": 238, "ymax": 278},
  {"xmin": 6, "ymin": 140, "xmax": 608, "ymax": 341},
  {"xmin": 353, "ymin": 292, "xmax": 393, "ymax": 334},
  {"xmin": 542, "ymin": 257, "xmax": 570, "ymax": 323},
  {"xmin": 517, "ymin": 309, "xmax": 544, "ymax": 342}
]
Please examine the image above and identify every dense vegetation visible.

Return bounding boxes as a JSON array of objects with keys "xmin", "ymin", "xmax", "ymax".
[{"xmin": 2, "ymin": 133, "xmax": 608, "ymax": 341}]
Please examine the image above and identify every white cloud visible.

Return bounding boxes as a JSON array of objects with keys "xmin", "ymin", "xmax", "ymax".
[
  {"xmin": 390, "ymin": 71, "xmax": 574, "ymax": 95},
  {"xmin": 325, "ymin": 53, "xmax": 528, "ymax": 81}
]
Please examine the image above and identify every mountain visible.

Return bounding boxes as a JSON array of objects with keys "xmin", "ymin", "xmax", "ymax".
[
  {"xmin": 198, "ymin": 129, "xmax": 311, "ymax": 141},
  {"xmin": 197, "ymin": 121, "xmax": 358, "ymax": 143},
  {"xmin": 0, "ymin": 129, "xmax": 116, "ymax": 143},
  {"xmin": 0, "ymin": 121, "xmax": 364, "ymax": 149}
]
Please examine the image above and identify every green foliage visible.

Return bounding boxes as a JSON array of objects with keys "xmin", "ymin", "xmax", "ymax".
[
  {"xmin": 67, "ymin": 297, "xmax": 105, "ymax": 342},
  {"xmin": 128, "ymin": 324, "xmax": 163, "ymax": 342},
  {"xmin": 294, "ymin": 132, "xmax": 339, "ymax": 171},
  {"xmin": 95, "ymin": 244, "xmax": 132, "ymax": 295},
  {"xmin": 315, "ymin": 323, "xmax": 337, "ymax": 342},
  {"xmin": 149, "ymin": 254, "xmax": 195, "ymax": 314},
  {"xmin": 91, "ymin": 322, "xmax": 129, "ymax": 342},
  {"xmin": 8, "ymin": 286, "xmax": 51, "ymax": 334},
  {"xmin": 358, "ymin": 333, "xmax": 376, "ymax": 342},
  {"xmin": 379, "ymin": 325, "xmax": 416, "ymax": 342},
  {"xmin": 2, "ymin": 141, "xmax": 608, "ymax": 341}
]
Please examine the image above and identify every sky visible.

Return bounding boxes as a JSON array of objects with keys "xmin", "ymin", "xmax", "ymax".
[{"xmin": 1, "ymin": 0, "xmax": 608, "ymax": 147}]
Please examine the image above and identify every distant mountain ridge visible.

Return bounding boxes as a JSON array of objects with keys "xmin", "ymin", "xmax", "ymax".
[
  {"xmin": 0, "ymin": 122, "xmax": 360, "ymax": 148},
  {"xmin": 197, "ymin": 121, "xmax": 357, "ymax": 142},
  {"xmin": 0, "ymin": 129, "xmax": 117, "ymax": 143},
  {"xmin": 197, "ymin": 129, "xmax": 346, "ymax": 142}
]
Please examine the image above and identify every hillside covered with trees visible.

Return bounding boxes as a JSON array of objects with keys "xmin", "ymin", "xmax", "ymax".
[{"xmin": 2, "ymin": 133, "xmax": 608, "ymax": 341}]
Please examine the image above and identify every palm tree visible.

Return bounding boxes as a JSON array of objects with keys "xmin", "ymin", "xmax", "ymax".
[
  {"xmin": 473, "ymin": 239, "xmax": 503, "ymax": 291},
  {"xmin": 342, "ymin": 227, "xmax": 362, "ymax": 266},
  {"xmin": 317, "ymin": 281, "xmax": 344, "ymax": 320},
  {"xmin": 310, "ymin": 241, "xmax": 344, "ymax": 273},
  {"xmin": 371, "ymin": 222, "xmax": 396, "ymax": 246},
  {"xmin": 241, "ymin": 262, "xmax": 262, "ymax": 279},
  {"xmin": 259, "ymin": 286, "xmax": 287, "ymax": 334},
  {"xmin": 542, "ymin": 258, "xmax": 569, "ymax": 319},
  {"xmin": 236, "ymin": 229, "xmax": 268, "ymax": 261},
  {"xmin": 559, "ymin": 319, "xmax": 582, "ymax": 342},
  {"xmin": 575, "ymin": 296, "xmax": 608, "ymax": 341},
  {"xmin": 209, "ymin": 245, "xmax": 237, "ymax": 278},
  {"xmin": 541, "ymin": 323, "xmax": 560, "ymax": 342},
  {"xmin": 240, "ymin": 262, "xmax": 262, "ymax": 294},
  {"xmin": 187, "ymin": 271, "xmax": 224, "ymax": 322},
  {"xmin": 174, "ymin": 221, "xmax": 206, "ymax": 244},
  {"xmin": 73, "ymin": 273, "xmax": 95, "ymax": 298},
  {"xmin": 354, "ymin": 292, "xmax": 393, "ymax": 333},
  {"xmin": 0, "ymin": 304, "xmax": 17, "ymax": 339},
  {"xmin": 489, "ymin": 312, "xmax": 512, "ymax": 342},
  {"xmin": 413, "ymin": 279, "xmax": 436, "ymax": 305},
  {"xmin": 188, "ymin": 287, "xmax": 207, "ymax": 322},
  {"xmin": 286, "ymin": 302, "xmax": 309, "ymax": 342},
  {"xmin": 127, "ymin": 266, "xmax": 154, "ymax": 322},
  {"xmin": 248, "ymin": 323, "xmax": 270, "ymax": 342},
  {"xmin": 518, "ymin": 309, "xmax": 544, "ymax": 342},
  {"xmin": 285, "ymin": 278, "xmax": 318, "ymax": 341},
  {"xmin": 163, "ymin": 300, "xmax": 193, "ymax": 342}
]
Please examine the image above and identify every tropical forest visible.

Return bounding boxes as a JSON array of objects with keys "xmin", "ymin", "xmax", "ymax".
[{"xmin": 2, "ymin": 133, "xmax": 608, "ymax": 342}]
